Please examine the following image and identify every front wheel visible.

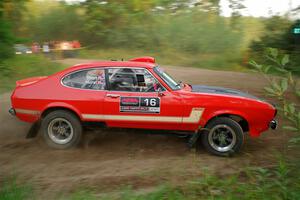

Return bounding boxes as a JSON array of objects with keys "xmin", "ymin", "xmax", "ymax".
[
  {"xmin": 41, "ymin": 110, "xmax": 82, "ymax": 149},
  {"xmin": 201, "ymin": 117, "xmax": 244, "ymax": 156}
]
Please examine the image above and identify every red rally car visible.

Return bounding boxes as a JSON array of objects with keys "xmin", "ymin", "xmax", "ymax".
[{"xmin": 9, "ymin": 57, "xmax": 277, "ymax": 156}]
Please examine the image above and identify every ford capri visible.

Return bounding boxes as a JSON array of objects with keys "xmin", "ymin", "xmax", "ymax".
[{"xmin": 9, "ymin": 57, "xmax": 277, "ymax": 156}]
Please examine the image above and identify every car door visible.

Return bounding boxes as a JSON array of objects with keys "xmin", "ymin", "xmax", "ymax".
[{"xmin": 102, "ymin": 67, "xmax": 184, "ymax": 130}]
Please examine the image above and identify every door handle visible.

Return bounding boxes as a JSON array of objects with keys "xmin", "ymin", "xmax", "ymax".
[{"xmin": 106, "ymin": 94, "xmax": 120, "ymax": 98}]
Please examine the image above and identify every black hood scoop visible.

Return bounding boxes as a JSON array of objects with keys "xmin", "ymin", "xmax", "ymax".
[{"xmin": 191, "ymin": 85, "xmax": 260, "ymax": 100}]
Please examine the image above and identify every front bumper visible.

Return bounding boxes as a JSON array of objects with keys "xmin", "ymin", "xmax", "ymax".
[
  {"xmin": 269, "ymin": 119, "xmax": 278, "ymax": 130},
  {"xmin": 9, "ymin": 108, "xmax": 16, "ymax": 116}
]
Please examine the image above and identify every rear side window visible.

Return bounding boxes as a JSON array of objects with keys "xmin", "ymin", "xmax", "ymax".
[{"xmin": 62, "ymin": 69, "xmax": 106, "ymax": 90}]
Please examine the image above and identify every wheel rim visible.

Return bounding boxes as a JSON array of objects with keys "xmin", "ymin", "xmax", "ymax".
[
  {"xmin": 47, "ymin": 118, "xmax": 74, "ymax": 145},
  {"xmin": 208, "ymin": 124, "xmax": 237, "ymax": 152}
]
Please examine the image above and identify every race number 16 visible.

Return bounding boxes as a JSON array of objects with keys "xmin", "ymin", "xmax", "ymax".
[{"xmin": 141, "ymin": 97, "xmax": 160, "ymax": 107}]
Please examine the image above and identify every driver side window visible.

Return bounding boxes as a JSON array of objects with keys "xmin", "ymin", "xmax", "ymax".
[{"xmin": 107, "ymin": 68, "xmax": 164, "ymax": 92}]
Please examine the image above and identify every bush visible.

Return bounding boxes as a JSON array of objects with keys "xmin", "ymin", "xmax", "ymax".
[{"xmin": 250, "ymin": 48, "xmax": 300, "ymax": 144}]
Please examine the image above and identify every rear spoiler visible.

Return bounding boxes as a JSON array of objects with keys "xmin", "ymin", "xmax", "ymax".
[
  {"xmin": 129, "ymin": 56, "xmax": 155, "ymax": 63},
  {"xmin": 16, "ymin": 76, "xmax": 47, "ymax": 87}
]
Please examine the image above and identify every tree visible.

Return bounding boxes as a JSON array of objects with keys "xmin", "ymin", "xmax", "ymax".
[
  {"xmin": 249, "ymin": 17, "xmax": 300, "ymax": 73},
  {"xmin": 81, "ymin": 0, "xmax": 158, "ymax": 45},
  {"xmin": 0, "ymin": 1, "xmax": 15, "ymax": 60},
  {"xmin": 228, "ymin": 0, "xmax": 245, "ymax": 29},
  {"xmin": 194, "ymin": 0, "xmax": 221, "ymax": 14},
  {"xmin": 0, "ymin": 0, "xmax": 30, "ymax": 61},
  {"xmin": 2, "ymin": 0, "xmax": 28, "ymax": 36},
  {"xmin": 26, "ymin": 5, "xmax": 84, "ymax": 42}
]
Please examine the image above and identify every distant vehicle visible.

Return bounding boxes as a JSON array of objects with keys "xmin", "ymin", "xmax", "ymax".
[
  {"xmin": 14, "ymin": 44, "xmax": 32, "ymax": 54},
  {"xmin": 9, "ymin": 57, "xmax": 277, "ymax": 156}
]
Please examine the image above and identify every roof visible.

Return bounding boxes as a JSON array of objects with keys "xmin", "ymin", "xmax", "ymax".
[{"xmin": 66, "ymin": 57, "xmax": 157, "ymax": 72}]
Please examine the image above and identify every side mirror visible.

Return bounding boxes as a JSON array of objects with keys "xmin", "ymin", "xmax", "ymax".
[{"xmin": 157, "ymin": 87, "xmax": 165, "ymax": 97}]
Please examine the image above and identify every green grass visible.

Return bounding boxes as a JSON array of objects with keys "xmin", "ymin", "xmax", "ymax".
[
  {"xmin": 0, "ymin": 54, "xmax": 67, "ymax": 93},
  {"xmin": 0, "ymin": 176, "xmax": 33, "ymax": 200},
  {"xmin": 79, "ymin": 48, "xmax": 250, "ymax": 73}
]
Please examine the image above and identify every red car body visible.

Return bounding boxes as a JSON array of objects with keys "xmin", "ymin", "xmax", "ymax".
[{"xmin": 10, "ymin": 57, "xmax": 277, "ymax": 139}]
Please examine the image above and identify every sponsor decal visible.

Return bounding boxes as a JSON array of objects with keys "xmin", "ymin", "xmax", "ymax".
[
  {"xmin": 120, "ymin": 97, "xmax": 139, "ymax": 106},
  {"xmin": 120, "ymin": 97, "xmax": 160, "ymax": 113}
]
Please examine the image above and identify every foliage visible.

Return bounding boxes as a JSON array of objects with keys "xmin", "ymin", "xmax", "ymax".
[
  {"xmin": 0, "ymin": 1, "xmax": 15, "ymax": 61},
  {"xmin": 2, "ymin": 0, "xmax": 28, "ymax": 36},
  {"xmin": 80, "ymin": 2, "xmax": 243, "ymax": 55},
  {"xmin": 66, "ymin": 190, "xmax": 97, "ymax": 200},
  {"xmin": 250, "ymin": 48, "xmax": 300, "ymax": 143},
  {"xmin": 0, "ymin": 55, "xmax": 67, "ymax": 93},
  {"xmin": 249, "ymin": 17, "xmax": 300, "ymax": 74},
  {"xmin": 0, "ymin": 0, "xmax": 29, "ymax": 75},
  {"xmin": 250, "ymin": 17, "xmax": 292, "ymax": 51},
  {"xmin": 0, "ymin": 18, "xmax": 14, "ymax": 60},
  {"xmin": 26, "ymin": 5, "xmax": 85, "ymax": 42},
  {"xmin": 228, "ymin": 0, "xmax": 246, "ymax": 29},
  {"xmin": 73, "ymin": 1, "xmax": 245, "ymax": 70},
  {"xmin": 0, "ymin": 176, "xmax": 32, "ymax": 200}
]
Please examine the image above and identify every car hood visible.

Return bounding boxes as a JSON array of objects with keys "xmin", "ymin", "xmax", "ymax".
[{"xmin": 191, "ymin": 85, "xmax": 261, "ymax": 101}]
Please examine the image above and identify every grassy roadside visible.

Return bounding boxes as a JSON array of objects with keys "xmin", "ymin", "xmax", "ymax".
[
  {"xmin": 1, "ymin": 158, "xmax": 299, "ymax": 200},
  {"xmin": 62, "ymin": 157, "xmax": 300, "ymax": 200},
  {"xmin": 79, "ymin": 49, "xmax": 250, "ymax": 73},
  {"xmin": 0, "ymin": 55, "xmax": 67, "ymax": 93}
]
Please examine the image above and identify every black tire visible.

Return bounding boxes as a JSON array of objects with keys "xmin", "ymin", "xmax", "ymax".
[
  {"xmin": 201, "ymin": 117, "xmax": 244, "ymax": 157},
  {"xmin": 41, "ymin": 110, "xmax": 82, "ymax": 149}
]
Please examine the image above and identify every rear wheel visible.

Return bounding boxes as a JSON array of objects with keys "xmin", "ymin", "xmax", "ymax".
[
  {"xmin": 201, "ymin": 117, "xmax": 244, "ymax": 156},
  {"xmin": 41, "ymin": 110, "xmax": 82, "ymax": 149}
]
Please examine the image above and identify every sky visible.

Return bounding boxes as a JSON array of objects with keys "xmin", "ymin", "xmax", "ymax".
[
  {"xmin": 63, "ymin": 0, "xmax": 300, "ymax": 18},
  {"xmin": 220, "ymin": 0, "xmax": 300, "ymax": 17}
]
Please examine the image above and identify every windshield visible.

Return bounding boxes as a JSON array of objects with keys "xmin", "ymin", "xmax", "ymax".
[{"xmin": 154, "ymin": 66, "xmax": 181, "ymax": 90}]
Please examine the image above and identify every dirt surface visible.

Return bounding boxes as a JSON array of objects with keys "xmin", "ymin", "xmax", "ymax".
[{"xmin": 0, "ymin": 59, "xmax": 288, "ymax": 198}]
